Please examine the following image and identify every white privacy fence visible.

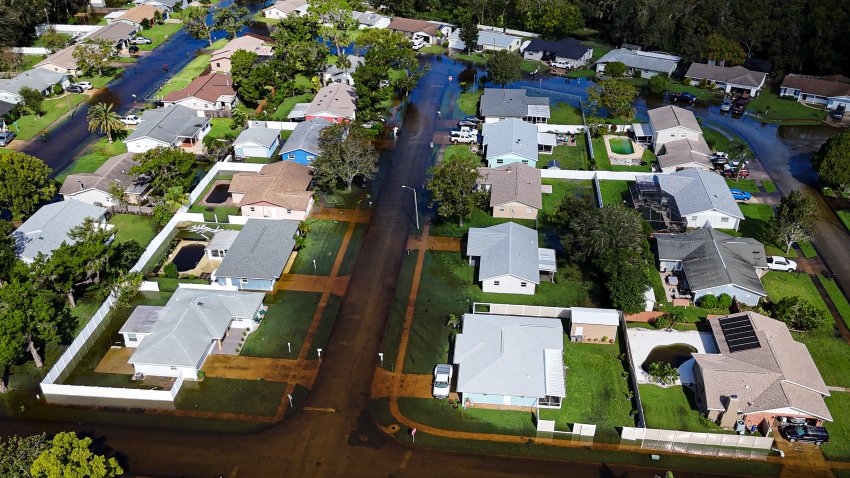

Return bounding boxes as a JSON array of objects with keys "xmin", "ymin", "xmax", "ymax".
[
  {"xmin": 474, "ymin": 302, "xmax": 569, "ymax": 318},
  {"xmin": 537, "ymin": 124, "xmax": 586, "ymax": 134},
  {"xmin": 247, "ymin": 120, "xmax": 300, "ymax": 131},
  {"xmin": 541, "ymin": 170, "xmax": 658, "ymax": 181},
  {"xmin": 622, "ymin": 427, "xmax": 774, "ymax": 457}
]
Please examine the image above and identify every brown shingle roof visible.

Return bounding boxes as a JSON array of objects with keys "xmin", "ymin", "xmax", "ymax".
[
  {"xmin": 229, "ymin": 161, "xmax": 313, "ymax": 210},
  {"xmin": 388, "ymin": 17, "xmax": 438, "ymax": 36},
  {"xmin": 305, "ymin": 83, "xmax": 356, "ymax": 120},
  {"xmin": 647, "ymin": 105, "xmax": 701, "ymax": 132},
  {"xmin": 118, "ymin": 4, "xmax": 162, "ymax": 24},
  {"xmin": 36, "ymin": 45, "xmax": 78, "ymax": 71},
  {"xmin": 164, "ymin": 73, "xmax": 235, "ymax": 103},
  {"xmin": 780, "ymin": 74, "xmax": 850, "ymax": 98},
  {"xmin": 685, "ymin": 63, "xmax": 767, "ymax": 88},
  {"xmin": 59, "ymin": 153, "xmax": 147, "ymax": 196},
  {"xmin": 477, "ymin": 163, "xmax": 542, "ymax": 210}
]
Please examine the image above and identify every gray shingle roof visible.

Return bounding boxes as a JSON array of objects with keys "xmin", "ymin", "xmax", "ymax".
[
  {"xmin": 655, "ymin": 227, "xmax": 767, "ymax": 295},
  {"xmin": 305, "ymin": 83, "xmax": 356, "ymax": 120},
  {"xmin": 477, "ymin": 163, "xmax": 542, "ymax": 209},
  {"xmin": 120, "ymin": 305, "xmax": 165, "ymax": 335},
  {"xmin": 214, "ymin": 219, "xmax": 299, "ymax": 280},
  {"xmin": 454, "ymin": 313, "xmax": 565, "ymax": 398},
  {"xmin": 84, "ymin": 22, "xmax": 137, "ymax": 42},
  {"xmin": 482, "ymin": 118, "xmax": 539, "ymax": 163},
  {"xmin": 596, "ymin": 49, "xmax": 680, "ymax": 74},
  {"xmin": 647, "ymin": 105, "xmax": 701, "ymax": 132},
  {"xmin": 452, "ymin": 30, "xmax": 520, "ymax": 51},
  {"xmin": 233, "ymin": 127, "xmax": 280, "ymax": 149},
  {"xmin": 685, "ymin": 63, "xmax": 767, "ymax": 88},
  {"xmin": 281, "ymin": 118, "xmax": 332, "ymax": 155},
  {"xmin": 656, "ymin": 137, "xmax": 713, "ymax": 170},
  {"xmin": 650, "ymin": 168, "xmax": 743, "ymax": 219},
  {"xmin": 523, "ymin": 38, "xmax": 590, "ymax": 61},
  {"xmin": 59, "ymin": 152, "xmax": 147, "ymax": 196},
  {"xmin": 206, "ymin": 229, "xmax": 239, "ymax": 252},
  {"xmin": 0, "ymin": 67, "xmax": 67, "ymax": 96},
  {"xmin": 466, "ymin": 222, "xmax": 542, "ymax": 283},
  {"xmin": 128, "ymin": 288, "xmax": 265, "ymax": 368},
  {"xmin": 352, "ymin": 11, "xmax": 390, "ymax": 27},
  {"xmin": 12, "ymin": 200, "xmax": 107, "ymax": 262},
  {"xmin": 124, "ymin": 105, "xmax": 210, "ymax": 146},
  {"xmin": 479, "ymin": 88, "xmax": 550, "ymax": 119}
]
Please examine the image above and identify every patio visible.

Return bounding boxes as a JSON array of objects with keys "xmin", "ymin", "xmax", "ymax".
[
  {"xmin": 660, "ymin": 270, "xmax": 693, "ymax": 306},
  {"xmin": 626, "ymin": 327, "xmax": 718, "ymax": 386}
]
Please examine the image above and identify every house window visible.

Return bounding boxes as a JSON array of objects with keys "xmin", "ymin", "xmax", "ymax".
[
  {"xmin": 499, "ymin": 207, "xmax": 505, "ymax": 212},
  {"xmin": 240, "ymin": 278, "xmax": 248, "ymax": 284},
  {"xmin": 249, "ymin": 207, "xmax": 256, "ymax": 212},
  {"xmin": 494, "ymin": 281, "xmax": 500, "ymax": 286},
  {"xmin": 286, "ymin": 209, "xmax": 292, "ymax": 214},
  {"xmin": 127, "ymin": 334, "xmax": 138, "ymax": 342},
  {"xmin": 496, "ymin": 159, "xmax": 504, "ymax": 164},
  {"xmin": 288, "ymin": 154, "xmax": 295, "ymax": 160},
  {"xmin": 521, "ymin": 282, "xmax": 527, "ymax": 287},
  {"xmin": 170, "ymin": 366, "xmax": 177, "ymax": 370},
  {"xmin": 691, "ymin": 216, "xmax": 697, "ymax": 221},
  {"xmin": 720, "ymin": 217, "xmax": 729, "ymax": 223},
  {"xmin": 216, "ymin": 62, "xmax": 220, "ymax": 68},
  {"xmin": 210, "ymin": 250, "xmax": 220, "ymax": 258},
  {"xmin": 669, "ymin": 132, "xmax": 676, "ymax": 137},
  {"xmin": 306, "ymin": 155, "xmax": 315, "ymax": 161},
  {"xmin": 521, "ymin": 160, "xmax": 528, "ymax": 164},
  {"xmin": 526, "ymin": 208, "xmax": 532, "ymax": 213}
]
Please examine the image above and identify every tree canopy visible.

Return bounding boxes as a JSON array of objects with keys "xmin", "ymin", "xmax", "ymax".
[
  {"xmin": 30, "ymin": 432, "xmax": 123, "ymax": 478},
  {"xmin": 486, "ymin": 50, "xmax": 523, "ymax": 87},
  {"xmin": 770, "ymin": 190, "xmax": 817, "ymax": 254},
  {"xmin": 0, "ymin": 152, "xmax": 57, "ymax": 219},
  {"xmin": 586, "ymin": 79, "xmax": 637, "ymax": 119},
  {"xmin": 426, "ymin": 152, "xmax": 488, "ymax": 227},
  {"xmin": 812, "ymin": 131, "xmax": 850, "ymax": 189},
  {"xmin": 313, "ymin": 123, "xmax": 378, "ymax": 191},
  {"xmin": 130, "ymin": 147, "xmax": 196, "ymax": 196},
  {"xmin": 771, "ymin": 297, "xmax": 826, "ymax": 332}
]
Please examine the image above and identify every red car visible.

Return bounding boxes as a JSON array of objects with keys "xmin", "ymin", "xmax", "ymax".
[{"xmin": 723, "ymin": 168, "xmax": 749, "ymax": 178}]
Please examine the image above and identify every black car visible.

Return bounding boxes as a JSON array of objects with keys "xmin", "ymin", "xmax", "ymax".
[
  {"xmin": 128, "ymin": 45, "xmax": 140, "ymax": 54},
  {"xmin": 731, "ymin": 102, "xmax": 746, "ymax": 115},
  {"xmin": 783, "ymin": 425, "xmax": 829, "ymax": 445},
  {"xmin": 66, "ymin": 85, "xmax": 84, "ymax": 94},
  {"xmin": 831, "ymin": 105, "xmax": 846, "ymax": 121},
  {"xmin": 462, "ymin": 115, "xmax": 482, "ymax": 124},
  {"xmin": 670, "ymin": 91, "xmax": 697, "ymax": 103}
]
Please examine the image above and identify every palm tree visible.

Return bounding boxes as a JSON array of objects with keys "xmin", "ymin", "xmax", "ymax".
[
  {"xmin": 446, "ymin": 313, "xmax": 462, "ymax": 329},
  {"xmin": 87, "ymin": 102, "xmax": 124, "ymax": 143},
  {"xmin": 162, "ymin": 186, "xmax": 189, "ymax": 209}
]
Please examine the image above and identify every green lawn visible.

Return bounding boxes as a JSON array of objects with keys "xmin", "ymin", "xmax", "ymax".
[
  {"xmin": 541, "ymin": 179, "xmax": 594, "ymax": 216},
  {"xmin": 582, "ymin": 40, "xmax": 613, "ymax": 62},
  {"xmin": 307, "ymin": 294, "xmax": 342, "ymax": 359},
  {"xmin": 12, "ymin": 94, "xmax": 88, "ymax": 140},
  {"xmin": 818, "ymin": 276, "xmax": 850, "ymax": 324},
  {"xmin": 548, "ymin": 103, "xmax": 582, "ymax": 125},
  {"xmin": 398, "ymin": 397, "xmax": 536, "ymax": 436},
  {"xmin": 56, "ymin": 138, "xmax": 128, "ymax": 184},
  {"xmin": 137, "ymin": 22, "xmax": 185, "ymax": 51},
  {"xmin": 702, "ymin": 126, "xmax": 730, "ymax": 152},
  {"xmin": 822, "ymin": 392, "xmax": 850, "ymax": 461},
  {"xmin": 152, "ymin": 277, "xmax": 209, "ymax": 292},
  {"xmin": 747, "ymin": 92, "xmax": 828, "ymax": 124},
  {"xmin": 77, "ymin": 69, "xmax": 123, "ymax": 89},
  {"xmin": 154, "ymin": 38, "xmax": 228, "ymax": 97},
  {"xmin": 639, "ymin": 384, "xmax": 723, "ymax": 432},
  {"xmin": 289, "ymin": 220, "xmax": 348, "ymax": 275},
  {"xmin": 108, "ymin": 214, "xmax": 159, "ymax": 247},
  {"xmin": 270, "ymin": 93, "xmax": 314, "ymax": 120},
  {"xmin": 175, "ymin": 377, "xmax": 286, "ymax": 416},
  {"xmin": 337, "ymin": 222, "xmax": 367, "ymax": 276},
  {"xmin": 547, "ymin": 143, "xmax": 588, "ymax": 170},
  {"xmin": 598, "ymin": 180, "xmax": 632, "ymax": 207},
  {"xmin": 838, "ymin": 210, "xmax": 850, "ymax": 232},
  {"xmin": 206, "ymin": 117, "xmax": 231, "ymax": 139},
  {"xmin": 240, "ymin": 291, "xmax": 322, "ymax": 359},
  {"xmin": 761, "ymin": 180, "xmax": 778, "ymax": 194},
  {"xmin": 379, "ymin": 251, "xmax": 418, "ymax": 369},
  {"xmin": 592, "ymin": 137, "xmax": 652, "ymax": 172},
  {"xmin": 667, "ymin": 82, "xmax": 722, "ymax": 103},
  {"xmin": 736, "ymin": 203, "xmax": 793, "ymax": 257},
  {"xmin": 452, "ymin": 52, "xmax": 540, "ymax": 72},
  {"xmin": 420, "ymin": 45, "xmax": 445, "ymax": 55},
  {"xmin": 457, "ymin": 90, "xmax": 482, "ymax": 116},
  {"xmin": 443, "ymin": 144, "xmax": 479, "ymax": 163},
  {"xmin": 799, "ymin": 240, "xmax": 818, "ymax": 258},
  {"xmin": 539, "ymin": 336, "xmax": 635, "ymax": 437},
  {"xmin": 429, "ymin": 209, "xmax": 534, "ymax": 238},
  {"xmin": 724, "ymin": 178, "xmax": 760, "ymax": 194},
  {"xmin": 565, "ymin": 68, "xmax": 596, "ymax": 79}
]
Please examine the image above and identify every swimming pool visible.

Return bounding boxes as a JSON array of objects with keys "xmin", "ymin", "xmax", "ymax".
[
  {"xmin": 204, "ymin": 184, "xmax": 230, "ymax": 204},
  {"xmin": 609, "ymin": 137, "xmax": 635, "ymax": 155},
  {"xmin": 640, "ymin": 343, "xmax": 698, "ymax": 373},
  {"xmin": 171, "ymin": 243, "xmax": 206, "ymax": 272}
]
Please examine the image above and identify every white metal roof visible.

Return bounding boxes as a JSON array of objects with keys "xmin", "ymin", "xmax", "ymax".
[{"xmin": 570, "ymin": 307, "xmax": 619, "ymax": 326}]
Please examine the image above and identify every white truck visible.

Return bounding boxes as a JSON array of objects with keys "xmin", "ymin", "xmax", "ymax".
[{"xmin": 450, "ymin": 130, "xmax": 477, "ymax": 144}]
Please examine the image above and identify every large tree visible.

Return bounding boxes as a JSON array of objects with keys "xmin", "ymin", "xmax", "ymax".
[
  {"xmin": 86, "ymin": 102, "xmax": 125, "ymax": 143},
  {"xmin": 183, "ymin": 6, "xmax": 214, "ymax": 46},
  {"xmin": 271, "ymin": 15, "xmax": 327, "ymax": 80},
  {"xmin": 457, "ymin": 11, "xmax": 479, "ymax": 54},
  {"xmin": 515, "ymin": 0, "xmax": 584, "ymax": 38},
  {"xmin": 308, "ymin": 0, "xmax": 357, "ymax": 58},
  {"xmin": 72, "ymin": 39, "xmax": 116, "ymax": 76},
  {"xmin": 18, "ymin": 87, "xmax": 44, "ymax": 116},
  {"xmin": 586, "ymin": 79, "xmax": 637, "ymax": 119},
  {"xmin": 772, "ymin": 297, "xmax": 826, "ymax": 332},
  {"xmin": 702, "ymin": 33, "xmax": 746, "ymax": 65},
  {"xmin": 30, "ymin": 432, "xmax": 123, "ymax": 478},
  {"xmin": 313, "ymin": 123, "xmax": 378, "ymax": 191},
  {"xmin": 40, "ymin": 28, "xmax": 71, "ymax": 52},
  {"xmin": 129, "ymin": 147, "xmax": 196, "ymax": 196},
  {"xmin": 486, "ymin": 50, "xmax": 523, "ymax": 87},
  {"xmin": 770, "ymin": 190, "xmax": 818, "ymax": 254},
  {"xmin": 427, "ymin": 152, "xmax": 487, "ymax": 227},
  {"xmin": 0, "ymin": 219, "xmax": 17, "ymax": 284},
  {"xmin": 353, "ymin": 29, "xmax": 417, "ymax": 119},
  {"xmin": 0, "ymin": 152, "xmax": 57, "ymax": 219},
  {"xmin": 0, "ymin": 433, "xmax": 49, "ymax": 472},
  {"xmin": 212, "ymin": 5, "xmax": 251, "ymax": 40},
  {"xmin": 812, "ymin": 131, "xmax": 850, "ymax": 189}
]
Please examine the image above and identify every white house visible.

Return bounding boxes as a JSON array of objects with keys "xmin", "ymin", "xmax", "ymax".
[
  {"xmin": 59, "ymin": 152, "xmax": 149, "ymax": 207},
  {"xmin": 0, "ymin": 67, "xmax": 70, "ymax": 104},
  {"xmin": 162, "ymin": 73, "xmax": 237, "ymax": 112},
  {"xmin": 123, "ymin": 105, "xmax": 211, "ymax": 154},
  {"xmin": 479, "ymin": 88, "xmax": 550, "ymax": 124},
  {"xmin": 595, "ymin": 48, "xmax": 680, "ymax": 78},
  {"xmin": 232, "ymin": 127, "xmax": 280, "ymax": 159},
  {"xmin": 685, "ymin": 63, "xmax": 767, "ymax": 96},
  {"xmin": 352, "ymin": 11, "xmax": 391, "ymax": 29},
  {"xmin": 466, "ymin": 222, "xmax": 556, "ymax": 295},
  {"xmin": 779, "ymin": 74, "xmax": 850, "ymax": 111},
  {"xmin": 448, "ymin": 30, "xmax": 522, "ymax": 53},
  {"xmin": 263, "ymin": 0, "xmax": 309, "ymax": 19},
  {"xmin": 12, "ymin": 200, "xmax": 110, "ymax": 264},
  {"xmin": 482, "ymin": 118, "xmax": 539, "ymax": 168},
  {"xmin": 646, "ymin": 105, "xmax": 714, "ymax": 171}
]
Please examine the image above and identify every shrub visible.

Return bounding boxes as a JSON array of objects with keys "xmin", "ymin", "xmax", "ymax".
[
  {"xmin": 163, "ymin": 262, "xmax": 178, "ymax": 278},
  {"xmin": 716, "ymin": 293, "xmax": 733, "ymax": 309},
  {"xmin": 697, "ymin": 294, "xmax": 718, "ymax": 308},
  {"xmin": 648, "ymin": 73, "xmax": 670, "ymax": 94}
]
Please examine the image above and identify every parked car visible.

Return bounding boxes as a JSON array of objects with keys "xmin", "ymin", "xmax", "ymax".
[
  {"xmin": 450, "ymin": 131, "xmax": 477, "ymax": 144},
  {"xmin": 128, "ymin": 45, "xmax": 140, "ymax": 54},
  {"xmin": 457, "ymin": 120, "xmax": 478, "ymax": 128},
  {"xmin": 670, "ymin": 91, "xmax": 697, "ymax": 103},
  {"xmin": 729, "ymin": 188, "xmax": 751, "ymax": 201},
  {"xmin": 411, "ymin": 40, "xmax": 425, "ymax": 51},
  {"xmin": 720, "ymin": 97, "xmax": 733, "ymax": 112},
  {"xmin": 71, "ymin": 81, "xmax": 92, "ymax": 90},
  {"xmin": 723, "ymin": 167, "xmax": 749, "ymax": 178},
  {"xmin": 130, "ymin": 36, "xmax": 152, "ymax": 45},
  {"xmin": 831, "ymin": 105, "xmax": 846, "ymax": 121},
  {"xmin": 462, "ymin": 115, "xmax": 481, "ymax": 124},
  {"xmin": 120, "ymin": 115, "xmax": 141, "ymax": 125},
  {"xmin": 767, "ymin": 256, "xmax": 798, "ymax": 272},
  {"xmin": 731, "ymin": 102, "xmax": 746, "ymax": 115},
  {"xmin": 550, "ymin": 60, "xmax": 570, "ymax": 69},
  {"xmin": 432, "ymin": 364, "xmax": 453, "ymax": 399},
  {"xmin": 782, "ymin": 425, "xmax": 829, "ymax": 445},
  {"xmin": 66, "ymin": 85, "xmax": 84, "ymax": 94},
  {"xmin": 0, "ymin": 131, "xmax": 16, "ymax": 146}
]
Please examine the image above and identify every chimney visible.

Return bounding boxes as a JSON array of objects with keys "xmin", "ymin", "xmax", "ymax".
[{"xmin": 719, "ymin": 394, "xmax": 741, "ymax": 429}]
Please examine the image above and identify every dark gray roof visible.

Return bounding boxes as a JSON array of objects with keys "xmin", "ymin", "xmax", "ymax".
[
  {"xmin": 281, "ymin": 118, "xmax": 332, "ymax": 155},
  {"xmin": 233, "ymin": 127, "xmax": 280, "ymax": 149},
  {"xmin": 466, "ymin": 222, "xmax": 543, "ymax": 283},
  {"xmin": 12, "ymin": 200, "xmax": 107, "ymax": 262},
  {"xmin": 0, "ymin": 100, "xmax": 15, "ymax": 116},
  {"xmin": 651, "ymin": 169, "xmax": 743, "ymax": 219},
  {"xmin": 479, "ymin": 88, "xmax": 550, "ymax": 118},
  {"xmin": 596, "ymin": 49, "xmax": 680, "ymax": 74},
  {"xmin": 0, "ymin": 67, "xmax": 67, "ymax": 96},
  {"xmin": 124, "ymin": 105, "xmax": 210, "ymax": 146},
  {"xmin": 482, "ymin": 118, "xmax": 538, "ymax": 163},
  {"xmin": 214, "ymin": 219, "xmax": 299, "ymax": 280},
  {"xmin": 655, "ymin": 228, "xmax": 767, "ymax": 296},
  {"xmin": 523, "ymin": 38, "xmax": 590, "ymax": 60}
]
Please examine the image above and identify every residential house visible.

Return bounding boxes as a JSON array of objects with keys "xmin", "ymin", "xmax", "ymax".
[
  {"xmin": 595, "ymin": 48, "xmax": 681, "ymax": 78},
  {"xmin": 133, "ymin": 0, "xmax": 182, "ymax": 9},
  {"xmin": 125, "ymin": 287, "xmax": 266, "ymax": 378},
  {"xmin": 522, "ymin": 38, "xmax": 592, "ymax": 67},
  {"xmin": 482, "ymin": 118, "xmax": 539, "ymax": 168},
  {"xmin": 305, "ymin": 83, "xmax": 356, "ymax": 123},
  {"xmin": 0, "ymin": 67, "xmax": 70, "ymax": 104},
  {"xmin": 263, "ymin": 0, "xmax": 309, "ymax": 19},
  {"xmin": 213, "ymin": 218, "xmax": 300, "ymax": 291},
  {"xmin": 228, "ymin": 161, "xmax": 314, "ymax": 221},
  {"xmin": 476, "ymin": 163, "xmax": 543, "ymax": 219},
  {"xmin": 35, "ymin": 45, "xmax": 81, "ymax": 76},
  {"xmin": 453, "ymin": 313, "xmax": 566, "ymax": 410},
  {"xmin": 280, "ymin": 118, "xmax": 331, "ymax": 164},
  {"xmin": 352, "ymin": 11, "xmax": 391, "ymax": 30},
  {"xmin": 204, "ymin": 230, "xmax": 239, "ymax": 261},
  {"xmin": 479, "ymin": 88, "xmax": 550, "ymax": 124},
  {"xmin": 163, "ymin": 73, "xmax": 237, "ymax": 111},
  {"xmin": 321, "ymin": 55, "xmax": 364, "ymax": 86},
  {"xmin": 233, "ymin": 127, "xmax": 280, "ymax": 159},
  {"xmin": 123, "ymin": 105, "xmax": 211, "ymax": 153},
  {"xmin": 210, "ymin": 34, "xmax": 274, "ymax": 74},
  {"xmin": 646, "ymin": 105, "xmax": 713, "ymax": 172},
  {"xmin": 568, "ymin": 307, "xmax": 620, "ymax": 343},
  {"xmin": 12, "ymin": 200, "xmax": 109, "ymax": 264},
  {"xmin": 685, "ymin": 63, "xmax": 767, "ymax": 96},
  {"xmin": 655, "ymin": 137, "xmax": 713, "ymax": 172},
  {"xmin": 655, "ymin": 227, "xmax": 768, "ymax": 306},
  {"xmin": 387, "ymin": 17, "xmax": 439, "ymax": 44},
  {"xmin": 83, "ymin": 22, "xmax": 139, "ymax": 49},
  {"xmin": 630, "ymin": 169, "xmax": 744, "ymax": 231},
  {"xmin": 466, "ymin": 222, "xmax": 556, "ymax": 295},
  {"xmin": 59, "ymin": 153, "xmax": 149, "ymax": 206},
  {"xmin": 448, "ymin": 30, "xmax": 522, "ymax": 53},
  {"xmin": 115, "ymin": 4, "xmax": 165, "ymax": 29},
  {"xmin": 779, "ymin": 74, "xmax": 850, "ymax": 111},
  {"xmin": 692, "ymin": 312, "xmax": 831, "ymax": 428}
]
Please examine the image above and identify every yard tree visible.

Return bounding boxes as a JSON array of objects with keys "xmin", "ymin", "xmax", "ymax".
[
  {"xmin": 18, "ymin": 87, "xmax": 44, "ymax": 116},
  {"xmin": 107, "ymin": 182, "xmax": 129, "ymax": 207},
  {"xmin": 271, "ymin": 15, "xmax": 327, "ymax": 79},
  {"xmin": 130, "ymin": 147, "xmax": 197, "ymax": 196},
  {"xmin": 0, "ymin": 219, "xmax": 17, "ymax": 283},
  {"xmin": 812, "ymin": 131, "xmax": 850, "ymax": 189},
  {"xmin": 152, "ymin": 186, "xmax": 189, "ymax": 225},
  {"xmin": 702, "ymin": 33, "xmax": 746, "ymax": 66},
  {"xmin": 234, "ymin": 62, "xmax": 276, "ymax": 105},
  {"xmin": 352, "ymin": 60, "xmax": 391, "ymax": 121},
  {"xmin": 73, "ymin": 39, "xmax": 116, "ymax": 77},
  {"xmin": 0, "ymin": 49, "xmax": 23, "ymax": 73},
  {"xmin": 212, "ymin": 5, "xmax": 251, "ymax": 40},
  {"xmin": 110, "ymin": 271, "xmax": 143, "ymax": 309},
  {"xmin": 772, "ymin": 297, "xmax": 826, "ymax": 332},
  {"xmin": 0, "ymin": 433, "xmax": 49, "ymax": 471},
  {"xmin": 40, "ymin": 28, "xmax": 71, "ymax": 52},
  {"xmin": 515, "ymin": 0, "xmax": 583, "ymax": 38},
  {"xmin": 313, "ymin": 123, "xmax": 378, "ymax": 191},
  {"xmin": 647, "ymin": 73, "xmax": 670, "ymax": 94},
  {"xmin": 586, "ymin": 79, "xmax": 637, "ymax": 119},
  {"xmin": 86, "ymin": 102, "xmax": 125, "ymax": 143},
  {"xmin": 184, "ymin": 6, "xmax": 214, "ymax": 46},
  {"xmin": 654, "ymin": 309, "xmax": 685, "ymax": 329},
  {"xmin": 603, "ymin": 61, "xmax": 626, "ymax": 78},
  {"xmin": 486, "ymin": 50, "xmax": 523, "ymax": 87},
  {"xmin": 427, "ymin": 152, "xmax": 487, "ymax": 227},
  {"xmin": 770, "ymin": 190, "xmax": 818, "ymax": 254},
  {"xmin": 647, "ymin": 361, "xmax": 678, "ymax": 385},
  {"xmin": 603, "ymin": 256, "xmax": 651, "ymax": 313},
  {"xmin": 354, "ymin": 29, "xmax": 418, "ymax": 113},
  {"xmin": 0, "ymin": 152, "xmax": 57, "ymax": 219},
  {"xmin": 308, "ymin": 0, "xmax": 357, "ymax": 58},
  {"xmin": 30, "ymin": 432, "xmax": 123, "ymax": 478},
  {"xmin": 229, "ymin": 50, "xmax": 257, "ymax": 89},
  {"xmin": 457, "ymin": 11, "xmax": 479, "ymax": 54}
]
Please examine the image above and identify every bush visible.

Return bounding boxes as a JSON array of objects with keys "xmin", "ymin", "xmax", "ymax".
[
  {"xmin": 648, "ymin": 73, "xmax": 670, "ymax": 94},
  {"xmin": 163, "ymin": 262, "xmax": 178, "ymax": 279},
  {"xmin": 716, "ymin": 293, "xmax": 733, "ymax": 309},
  {"xmin": 604, "ymin": 61, "xmax": 626, "ymax": 78},
  {"xmin": 697, "ymin": 294, "xmax": 718, "ymax": 308}
]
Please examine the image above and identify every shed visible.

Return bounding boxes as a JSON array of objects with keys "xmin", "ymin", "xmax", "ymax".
[{"xmin": 569, "ymin": 307, "xmax": 619, "ymax": 343}]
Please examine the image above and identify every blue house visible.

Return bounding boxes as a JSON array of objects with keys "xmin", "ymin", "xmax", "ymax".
[
  {"xmin": 213, "ymin": 219, "xmax": 300, "ymax": 291},
  {"xmin": 280, "ymin": 118, "xmax": 332, "ymax": 165},
  {"xmin": 482, "ymin": 118, "xmax": 539, "ymax": 168},
  {"xmin": 233, "ymin": 127, "xmax": 280, "ymax": 159}
]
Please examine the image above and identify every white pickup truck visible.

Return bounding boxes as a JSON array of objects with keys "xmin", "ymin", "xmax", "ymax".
[{"xmin": 450, "ymin": 130, "xmax": 477, "ymax": 144}]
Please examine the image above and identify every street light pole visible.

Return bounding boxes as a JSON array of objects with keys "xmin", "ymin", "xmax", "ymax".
[{"xmin": 401, "ymin": 185, "xmax": 419, "ymax": 230}]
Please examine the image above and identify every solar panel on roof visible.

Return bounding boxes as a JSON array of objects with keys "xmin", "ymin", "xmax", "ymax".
[{"xmin": 719, "ymin": 315, "xmax": 761, "ymax": 352}]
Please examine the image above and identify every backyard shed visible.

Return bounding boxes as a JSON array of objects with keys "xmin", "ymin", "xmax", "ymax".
[{"xmin": 569, "ymin": 307, "xmax": 619, "ymax": 343}]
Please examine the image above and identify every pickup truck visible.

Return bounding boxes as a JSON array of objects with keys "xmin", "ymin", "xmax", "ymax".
[{"xmin": 450, "ymin": 130, "xmax": 477, "ymax": 143}]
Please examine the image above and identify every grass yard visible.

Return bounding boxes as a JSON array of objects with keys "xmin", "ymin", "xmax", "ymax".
[
  {"xmin": 152, "ymin": 277, "xmax": 209, "ymax": 292},
  {"xmin": 838, "ymin": 210, "xmax": 850, "ymax": 232},
  {"xmin": 316, "ymin": 185, "xmax": 368, "ymax": 209},
  {"xmin": 337, "ymin": 222, "xmax": 367, "ymax": 276},
  {"xmin": 761, "ymin": 180, "xmax": 778, "ymax": 193},
  {"xmin": 799, "ymin": 240, "xmax": 818, "ymax": 258},
  {"xmin": 725, "ymin": 178, "xmax": 760, "ymax": 194},
  {"xmin": 270, "ymin": 93, "xmax": 314, "ymax": 120},
  {"xmin": 456, "ymin": 90, "xmax": 482, "ymax": 116},
  {"xmin": 240, "ymin": 291, "xmax": 322, "ymax": 359},
  {"xmin": 175, "ymin": 377, "xmax": 286, "ymax": 416},
  {"xmin": 429, "ymin": 209, "xmax": 534, "ymax": 238},
  {"xmin": 818, "ymin": 276, "xmax": 850, "ymax": 324},
  {"xmin": 747, "ymin": 92, "xmax": 828, "ymax": 124},
  {"xmin": 56, "ymin": 138, "xmax": 128, "ymax": 183},
  {"xmin": 12, "ymin": 94, "xmax": 88, "ymax": 140},
  {"xmin": 398, "ymin": 397, "xmax": 536, "ymax": 436},
  {"xmin": 736, "ymin": 203, "xmax": 794, "ymax": 257},
  {"xmin": 548, "ymin": 103, "xmax": 583, "ymax": 125},
  {"xmin": 206, "ymin": 117, "xmax": 232, "ymax": 139},
  {"xmin": 547, "ymin": 143, "xmax": 588, "ymax": 170},
  {"xmin": 592, "ymin": 137, "xmax": 652, "ymax": 172},
  {"xmin": 565, "ymin": 68, "xmax": 596, "ymax": 79},
  {"xmin": 379, "ymin": 251, "xmax": 418, "ymax": 370},
  {"xmin": 539, "ymin": 336, "xmax": 635, "ymax": 437},
  {"xmin": 154, "ymin": 39, "xmax": 228, "ymax": 97},
  {"xmin": 582, "ymin": 40, "xmax": 613, "ymax": 62},
  {"xmin": 702, "ymin": 126, "xmax": 731, "ymax": 152},
  {"xmin": 289, "ymin": 220, "xmax": 348, "ymax": 275},
  {"xmin": 541, "ymin": 179, "xmax": 594, "ymax": 216},
  {"xmin": 443, "ymin": 144, "xmax": 479, "ymax": 163},
  {"xmin": 598, "ymin": 180, "xmax": 632, "ymax": 207},
  {"xmin": 78, "ymin": 70, "xmax": 123, "ymax": 89},
  {"xmin": 667, "ymin": 83, "xmax": 722, "ymax": 103},
  {"xmin": 822, "ymin": 392, "xmax": 850, "ymax": 461},
  {"xmin": 639, "ymin": 384, "xmax": 723, "ymax": 432},
  {"xmin": 108, "ymin": 214, "xmax": 159, "ymax": 247},
  {"xmin": 137, "ymin": 22, "xmax": 185, "ymax": 51},
  {"xmin": 420, "ymin": 45, "xmax": 445, "ymax": 55},
  {"xmin": 307, "ymin": 294, "xmax": 342, "ymax": 359}
]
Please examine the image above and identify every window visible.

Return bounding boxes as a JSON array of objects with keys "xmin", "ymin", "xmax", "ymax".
[
  {"xmin": 499, "ymin": 207, "xmax": 505, "ymax": 212},
  {"xmin": 720, "ymin": 217, "xmax": 729, "ymax": 223},
  {"xmin": 240, "ymin": 278, "xmax": 248, "ymax": 284},
  {"xmin": 526, "ymin": 208, "xmax": 532, "ymax": 213},
  {"xmin": 210, "ymin": 250, "xmax": 220, "ymax": 258},
  {"xmin": 288, "ymin": 154, "xmax": 295, "ymax": 160},
  {"xmin": 493, "ymin": 281, "xmax": 500, "ymax": 286},
  {"xmin": 249, "ymin": 207, "xmax": 255, "ymax": 212},
  {"xmin": 496, "ymin": 159, "xmax": 503, "ymax": 164},
  {"xmin": 306, "ymin": 155, "xmax": 315, "ymax": 161},
  {"xmin": 216, "ymin": 63, "xmax": 220, "ymax": 68},
  {"xmin": 286, "ymin": 209, "xmax": 292, "ymax": 214},
  {"xmin": 691, "ymin": 216, "xmax": 697, "ymax": 221},
  {"xmin": 521, "ymin": 160, "xmax": 528, "ymax": 164},
  {"xmin": 521, "ymin": 282, "xmax": 527, "ymax": 287},
  {"xmin": 127, "ymin": 334, "xmax": 137, "ymax": 342},
  {"xmin": 170, "ymin": 366, "xmax": 177, "ymax": 371}
]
